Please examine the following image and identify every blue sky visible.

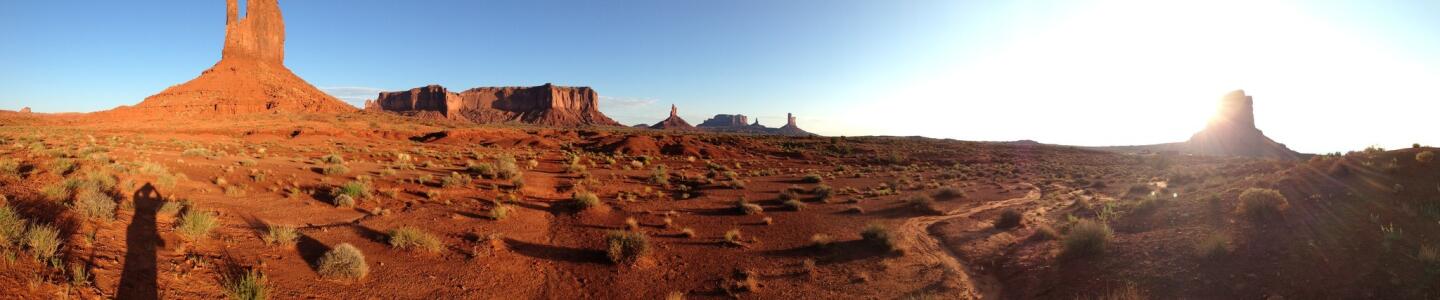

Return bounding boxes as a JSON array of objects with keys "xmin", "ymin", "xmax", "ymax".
[{"xmin": 2, "ymin": 0, "xmax": 1438, "ymax": 153}]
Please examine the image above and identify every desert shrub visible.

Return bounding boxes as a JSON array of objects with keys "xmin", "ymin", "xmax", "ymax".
[
  {"xmin": 338, "ymin": 181, "xmax": 369, "ymax": 199},
  {"xmin": 389, "ymin": 226, "xmax": 442, "ymax": 253},
  {"xmin": 735, "ymin": 200, "xmax": 764, "ymax": 215},
  {"xmin": 73, "ymin": 189, "xmax": 116, "ymax": 221},
  {"xmin": 1094, "ymin": 283, "xmax": 1146, "ymax": 300},
  {"xmin": 571, "ymin": 192, "xmax": 602, "ymax": 211},
  {"xmin": 490, "ymin": 205, "xmax": 512, "ymax": 220},
  {"xmin": 861, "ymin": 223, "xmax": 897, "ymax": 252},
  {"xmin": 813, "ymin": 185, "xmax": 833, "ymax": 201},
  {"xmin": 801, "ymin": 174, "xmax": 823, "ymax": 184},
  {"xmin": 1062, "ymin": 219, "xmax": 1111, "ymax": 258},
  {"xmin": 994, "ymin": 209, "xmax": 1022, "ymax": 229},
  {"xmin": 777, "ymin": 189, "xmax": 798, "ymax": 201},
  {"xmin": 511, "ymin": 176, "xmax": 526, "ymax": 190},
  {"xmin": 223, "ymin": 185, "xmax": 247, "ymax": 197},
  {"xmin": 262, "ymin": 224, "xmax": 298, "ymax": 246},
  {"xmin": 1419, "ymin": 151, "xmax": 1435, "ymax": 163},
  {"xmin": 605, "ymin": 231, "xmax": 650, "ymax": 265},
  {"xmin": 221, "ymin": 267, "xmax": 268, "ymax": 300},
  {"xmin": 0, "ymin": 206, "xmax": 25, "ymax": 248},
  {"xmin": 322, "ymin": 165, "xmax": 349, "ymax": 176},
  {"xmin": 933, "ymin": 187, "xmax": 967, "ymax": 200},
  {"xmin": 176, "ymin": 210, "xmax": 219, "ymax": 241},
  {"xmin": 810, "ymin": 234, "xmax": 834, "ymax": 249},
  {"xmin": 1238, "ymin": 188, "xmax": 1289, "ymax": 222},
  {"xmin": 25, "ymin": 223, "xmax": 61, "ymax": 260},
  {"xmin": 906, "ymin": 195, "xmax": 941, "ymax": 214},
  {"xmin": 724, "ymin": 229, "xmax": 744, "ymax": 245},
  {"xmin": 649, "ymin": 165, "xmax": 670, "ymax": 186},
  {"xmin": 467, "ymin": 162, "xmax": 496, "ymax": 179},
  {"xmin": 333, "ymin": 194, "xmax": 356, "ymax": 208},
  {"xmin": 320, "ymin": 154, "xmax": 345, "ymax": 165},
  {"xmin": 495, "ymin": 155, "xmax": 521, "ymax": 180},
  {"xmin": 0, "ymin": 159, "xmax": 19, "ymax": 178},
  {"xmin": 1194, "ymin": 233, "xmax": 1230, "ymax": 259},
  {"xmin": 317, "ymin": 243, "xmax": 368, "ymax": 279},
  {"xmin": 441, "ymin": 172, "xmax": 471, "ymax": 188},
  {"xmin": 1031, "ymin": 224, "xmax": 1060, "ymax": 241},
  {"xmin": 680, "ymin": 227, "xmax": 696, "ymax": 238},
  {"xmin": 1419, "ymin": 245, "xmax": 1440, "ymax": 267},
  {"xmin": 782, "ymin": 200, "xmax": 805, "ymax": 211}
]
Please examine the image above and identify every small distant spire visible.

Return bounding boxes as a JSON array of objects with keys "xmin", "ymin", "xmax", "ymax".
[{"xmin": 670, "ymin": 104, "xmax": 678, "ymax": 117}]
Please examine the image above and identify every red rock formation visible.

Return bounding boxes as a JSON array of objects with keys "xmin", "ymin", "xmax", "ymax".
[
  {"xmin": 19, "ymin": 107, "xmax": 31, "ymax": 114},
  {"xmin": 374, "ymin": 84, "xmax": 620, "ymax": 127},
  {"xmin": 106, "ymin": 0, "xmax": 353, "ymax": 117},
  {"xmin": 775, "ymin": 113, "xmax": 815, "ymax": 136},
  {"xmin": 1182, "ymin": 90, "xmax": 1299, "ymax": 159},
  {"xmin": 698, "ymin": 114, "xmax": 749, "ymax": 128},
  {"xmin": 650, "ymin": 104, "xmax": 697, "ymax": 130}
]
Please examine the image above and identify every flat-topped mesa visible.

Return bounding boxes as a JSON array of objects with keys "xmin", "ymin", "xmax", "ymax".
[
  {"xmin": 1183, "ymin": 90, "xmax": 1299, "ymax": 159},
  {"xmin": 698, "ymin": 114, "xmax": 750, "ymax": 128},
  {"xmin": 106, "ymin": 0, "xmax": 353, "ymax": 117},
  {"xmin": 373, "ymin": 84, "xmax": 621, "ymax": 127},
  {"xmin": 1208, "ymin": 89, "xmax": 1256, "ymax": 131}
]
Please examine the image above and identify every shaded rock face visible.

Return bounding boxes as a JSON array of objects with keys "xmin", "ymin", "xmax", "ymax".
[
  {"xmin": 650, "ymin": 104, "xmax": 696, "ymax": 130},
  {"xmin": 374, "ymin": 84, "xmax": 621, "ymax": 127},
  {"xmin": 1182, "ymin": 90, "xmax": 1299, "ymax": 159},
  {"xmin": 109, "ymin": 0, "xmax": 353, "ymax": 117}
]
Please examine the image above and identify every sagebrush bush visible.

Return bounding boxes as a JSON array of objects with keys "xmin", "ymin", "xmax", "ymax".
[
  {"xmin": 176, "ymin": 210, "xmax": 219, "ymax": 241},
  {"xmin": 861, "ymin": 223, "xmax": 897, "ymax": 252},
  {"xmin": 1238, "ymin": 188, "xmax": 1289, "ymax": 222},
  {"xmin": 25, "ymin": 223, "xmax": 61, "ymax": 260},
  {"xmin": 801, "ymin": 174, "xmax": 823, "ymax": 184},
  {"xmin": 388, "ymin": 226, "xmax": 442, "ymax": 253},
  {"xmin": 782, "ymin": 200, "xmax": 805, "ymax": 211},
  {"xmin": 605, "ymin": 231, "xmax": 650, "ymax": 265},
  {"xmin": 333, "ymin": 194, "xmax": 356, "ymax": 208},
  {"xmin": 994, "ymin": 209, "xmax": 1022, "ymax": 229},
  {"xmin": 318, "ymin": 243, "xmax": 368, "ymax": 279},
  {"xmin": 1063, "ymin": 219, "xmax": 1111, "ymax": 258}
]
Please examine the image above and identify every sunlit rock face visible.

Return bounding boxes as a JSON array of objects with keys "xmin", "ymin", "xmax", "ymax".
[
  {"xmin": 374, "ymin": 84, "xmax": 622, "ymax": 127},
  {"xmin": 1182, "ymin": 90, "xmax": 1300, "ymax": 159}
]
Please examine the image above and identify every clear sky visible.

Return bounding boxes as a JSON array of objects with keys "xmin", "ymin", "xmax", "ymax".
[{"xmin": 1, "ymin": 0, "xmax": 1437, "ymax": 153}]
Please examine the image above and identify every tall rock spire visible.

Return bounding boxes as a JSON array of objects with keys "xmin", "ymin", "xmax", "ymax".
[{"xmin": 222, "ymin": 0, "xmax": 286, "ymax": 65}]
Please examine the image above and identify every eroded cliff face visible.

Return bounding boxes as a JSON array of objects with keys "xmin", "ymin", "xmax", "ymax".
[
  {"xmin": 374, "ymin": 84, "xmax": 620, "ymax": 127},
  {"xmin": 1182, "ymin": 90, "xmax": 1299, "ymax": 159},
  {"xmin": 106, "ymin": 0, "xmax": 353, "ymax": 118},
  {"xmin": 698, "ymin": 114, "xmax": 749, "ymax": 128}
]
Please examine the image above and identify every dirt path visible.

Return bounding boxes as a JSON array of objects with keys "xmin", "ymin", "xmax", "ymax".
[{"xmin": 894, "ymin": 184, "xmax": 1041, "ymax": 299}]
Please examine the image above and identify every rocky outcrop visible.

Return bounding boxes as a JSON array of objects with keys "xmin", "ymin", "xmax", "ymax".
[
  {"xmin": 106, "ymin": 0, "xmax": 353, "ymax": 117},
  {"xmin": 650, "ymin": 105, "xmax": 696, "ymax": 130},
  {"xmin": 373, "ymin": 84, "xmax": 621, "ymax": 127},
  {"xmin": 1180, "ymin": 90, "xmax": 1299, "ymax": 159},
  {"xmin": 698, "ymin": 114, "xmax": 749, "ymax": 128},
  {"xmin": 19, "ymin": 107, "xmax": 30, "ymax": 114}
]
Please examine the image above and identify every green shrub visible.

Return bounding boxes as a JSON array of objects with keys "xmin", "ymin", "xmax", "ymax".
[
  {"xmin": 605, "ymin": 231, "xmax": 651, "ymax": 265},
  {"xmin": 317, "ymin": 243, "xmax": 368, "ymax": 279},
  {"xmin": 994, "ymin": 209, "xmax": 1022, "ymax": 229},
  {"xmin": 25, "ymin": 223, "xmax": 61, "ymax": 260},
  {"xmin": 861, "ymin": 223, "xmax": 897, "ymax": 252},
  {"xmin": 222, "ymin": 268, "xmax": 268, "ymax": 300},
  {"xmin": 338, "ymin": 181, "xmax": 369, "ymax": 199},
  {"xmin": 1238, "ymin": 188, "xmax": 1289, "ymax": 222},
  {"xmin": 0, "ymin": 206, "xmax": 26, "ymax": 248},
  {"xmin": 571, "ymin": 192, "xmax": 601, "ymax": 211},
  {"xmin": 388, "ymin": 226, "xmax": 442, "ymax": 253},
  {"xmin": 1062, "ymin": 219, "xmax": 1111, "ymax": 258},
  {"xmin": 1195, "ymin": 233, "xmax": 1230, "ymax": 259},
  {"xmin": 176, "ymin": 210, "xmax": 219, "ymax": 241},
  {"xmin": 800, "ymin": 174, "xmax": 823, "ymax": 184},
  {"xmin": 262, "ymin": 224, "xmax": 298, "ymax": 246}
]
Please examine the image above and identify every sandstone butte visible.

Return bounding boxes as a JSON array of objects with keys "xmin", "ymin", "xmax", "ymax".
[
  {"xmin": 1179, "ymin": 90, "xmax": 1300, "ymax": 159},
  {"xmin": 367, "ymin": 84, "xmax": 621, "ymax": 127},
  {"xmin": 102, "ymin": 0, "xmax": 353, "ymax": 118},
  {"xmin": 650, "ymin": 104, "xmax": 698, "ymax": 131},
  {"xmin": 696, "ymin": 112, "xmax": 815, "ymax": 136}
]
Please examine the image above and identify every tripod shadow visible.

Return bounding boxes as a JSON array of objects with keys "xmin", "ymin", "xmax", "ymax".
[{"xmin": 117, "ymin": 183, "xmax": 163, "ymax": 300}]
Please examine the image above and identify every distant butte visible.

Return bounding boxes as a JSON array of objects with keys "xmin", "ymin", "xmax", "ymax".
[
  {"xmin": 695, "ymin": 112, "xmax": 815, "ymax": 136},
  {"xmin": 371, "ymin": 84, "xmax": 621, "ymax": 127},
  {"xmin": 105, "ymin": 0, "xmax": 353, "ymax": 117},
  {"xmin": 651, "ymin": 104, "xmax": 697, "ymax": 131},
  {"xmin": 1099, "ymin": 90, "xmax": 1300, "ymax": 159}
]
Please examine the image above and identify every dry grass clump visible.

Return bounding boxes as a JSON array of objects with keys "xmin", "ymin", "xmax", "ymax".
[
  {"xmin": 0, "ymin": 206, "xmax": 26, "ymax": 248},
  {"xmin": 318, "ymin": 243, "xmax": 368, "ymax": 280},
  {"xmin": 1194, "ymin": 233, "xmax": 1230, "ymax": 259},
  {"xmin": 489, "ymin": 205, "xmax": 512, "ymax": 220},
  {"xmin": 1237, "ymin": 188, "xmax": 1288, "ymax": 222},
  {"xmin": 800, "ymin": 173, "xmax": 823, "ymax": 184},
  {"xmin": 337, "ymin": 181, "xmax": 369, "ymax": 199},
  {"xmin": 388, "ymin": 226, "xmax": 442, "ymax": 253},
  {"xmin": 333, "ymin": 194, "xmax": 356, "ymax": 208},
  {"xmin": 73, "ymin": 189, "xmax": 116, "ymax": 221},
  {"xmin": 322, "ymin": 164, "xmax": 349, "ymax": 176},
  {"xmin": 262, "ymin": 224, "xmax": 298, "ymax": 246},
  {"xmin": 25, "ymin": 223, "xmax": 61, "ymax": 260},
  {"xmin": 724, "ymin": 229, "xmax": 744, "ymax": 246},
  {"xmin": 221, "ymin": 267, "xmax": 268, "ymax": 300},
  {"xmin": 1062, "ymin": 219, "xmax": 1111, "ymax": 258},
  {"xmin": 810, "ymin": 234, "xmax": 834, "ymax": 250},
  {"xmin": 605, "ymin": 230, "xmax": 651, "ymax": 265},
  {"xmin": 906, "ymin": 195, "xmax": 942, "ymax": 215},
  {"xmin": 570, "ymin": 192, "xmax": 602, "ymax": 211},
  {"xmin": 782, "ymin": 199, "xmax": 805, "ymax": 211},
  {"xmin": 1418, "ymin": 151, "xmax": 1435, "ymax": 163},
  {"xmin": 861, "ymin": 223, "xmax": 897, "ymax": 252},
  {"xmin": 176, "ymin": 209, "xmax": 219, "ymax": 241},
  {"xmin": 735, "ymin": 198, "xmax": 764, "ymax": 215}
]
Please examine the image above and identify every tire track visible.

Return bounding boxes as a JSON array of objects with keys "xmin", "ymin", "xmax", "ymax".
[{"xmin": 895, "ymin": 184, "xmax": 1040, "ymax": 299}]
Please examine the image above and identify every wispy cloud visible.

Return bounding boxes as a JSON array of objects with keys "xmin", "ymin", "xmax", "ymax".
[
  {"xmin": 321, "ymin": 86, "xmax": 388, "ymax": 106},
  {"xmin": 600, "ymin": 96, "xmax": 658, "ymax": 108}
]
